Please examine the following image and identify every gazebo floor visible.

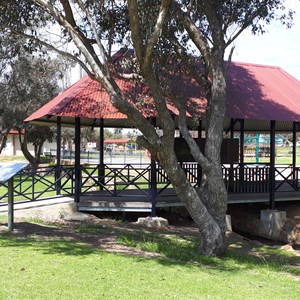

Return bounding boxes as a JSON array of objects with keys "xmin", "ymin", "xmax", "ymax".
[{"xmin": 77, "ymin": 189, "xmax": 300, "ymax": 212}]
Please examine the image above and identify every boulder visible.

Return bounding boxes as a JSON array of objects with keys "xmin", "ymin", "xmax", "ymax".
[
  {"xmin": 63, "ymin": 212, "xmax": 94, "ymax": 222},
  {"xmin": 136, "ymin": 216, "xmax": 169, "ymax": 228}
]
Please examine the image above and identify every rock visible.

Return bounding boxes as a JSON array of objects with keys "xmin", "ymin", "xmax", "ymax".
[
  {"xmin": 279, "ymin": 218, "xmax": 300, "ymax": 245},
  {"xmin": 63, "ymin": 212, "xmax": 94, "ymax": 222},
  {"xmin": 280, "ymin": 244, "xmax": 294, "ymax": 251},
  {"xmin": 0, "ymin": 225, "xmax": 8, "ymax": 232},
  {"xmin": 136, "ymin": 216, "xmax": 169, "ymax": 228}
]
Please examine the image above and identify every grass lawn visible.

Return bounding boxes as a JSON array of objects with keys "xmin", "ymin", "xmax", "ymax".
[{"xmin": 0, "ymin": 220, "xmax": 299, "ymax": 300}]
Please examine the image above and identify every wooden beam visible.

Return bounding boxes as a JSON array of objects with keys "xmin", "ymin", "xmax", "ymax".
[
  {"xmin": 74, "ymin": 117, "xmax": 81, "ymax": 203},
  {"xmin": 56, "ymin": 116, "xmax": 62, "ymax": 195},
  {"xmin": 99, "ymin": 118, "xmax": 105, "ymax": 191},
  {"xmin": 292, "ymin": 122, "xmax": 297, "ymax": 175},
  {"xmin": 269, "ymin": 120, "xmax": 276, "ymax": 209}
]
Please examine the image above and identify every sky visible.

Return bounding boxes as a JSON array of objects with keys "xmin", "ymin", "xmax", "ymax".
[{"xmin": 229, "ymin": 1, "xmax": 300, "ymax": 80}]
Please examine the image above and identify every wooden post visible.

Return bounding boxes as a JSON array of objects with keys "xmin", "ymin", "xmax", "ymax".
[
  {"xmin": 239, "ymin": 119, "xmax": 245, "ymax": 165},
  {"xmin": 56, "ymin": 116, "xmax": 62, "ymax": 195},
  {"xmin": 99, "ymin": 118, "xmax": 105, "ymax": 190},
  {"xmin": 74, "ymin": 117, "xmax": 81, "ymax": 203},
  {"xmin": 197, "ymin": 119, "xmax": 202, "ymax": 139},
  {"xmin": 292, "ymin": 122, "xmax": 297, "ymax": 182},
  {"xmin": 7, "ymin": 177, "xmax": 14, "ymax": 231},
  {"xmin": 150, "ymin": 158, "xmax": 157, "ymax": 217},
  {"xmin": 239, "ymin": 119, "xmax": 245, "ymax": 192},
  {"xmin": 150, "ymin": 117, "xmax": 157, "ymax": 217},
  {"xmin": 270, "ymin": 120, "xmax": 276, "ymax": 209},
  {"xmin": 229, "ymin": 118, "xmax": 235, "ymax": 192},
  {"xmin": 197, "ymin": 119, "xmax": 202, "ymax": 187}
]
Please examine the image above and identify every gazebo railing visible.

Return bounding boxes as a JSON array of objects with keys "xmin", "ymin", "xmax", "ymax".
[
  {"xmin": 80, "ymin": 164, "xmax": 153, "ymax": 197},
  {"xmin": 0, "ymin": 165, "xmax": 74, "ymax": 203},
  {"xmin": 222, "ymin": 163, "xmax": 300, "ymax": 193},
  {"xmin": 1, "ymin": 162, "xmax": 300, "ymax": 203}
]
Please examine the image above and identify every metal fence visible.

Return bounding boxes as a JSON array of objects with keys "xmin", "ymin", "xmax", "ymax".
[{"xmin": 1, "ymin": 162, "xmax": 299, "ymax": 204}]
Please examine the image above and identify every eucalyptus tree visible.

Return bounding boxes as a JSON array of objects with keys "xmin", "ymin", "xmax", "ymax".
[
  {"xmin": 0, "ymin": 0, "xmax": 293, "ymax": 256},
  {"xmin": 0, "ymin": 42, "xmax": 66, "ymax": 162}
]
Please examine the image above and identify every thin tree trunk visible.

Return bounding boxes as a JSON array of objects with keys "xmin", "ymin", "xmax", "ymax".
[
  {"xmin": 0, "ymin": 133, "xmax": 8, "ymax": 154},
  {"xmin": 18, "ymin": 130, "xmax": 35, "ymax": 164}
]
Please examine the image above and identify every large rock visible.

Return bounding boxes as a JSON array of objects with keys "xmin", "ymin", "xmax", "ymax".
[
  {"xmin": 63, "ymin": 212, "xmax": 94, "ymax": 222},
  {"xmin": 279, "ymin": 218, "xmax": 300, "ymax": 245},
  {"xmin": 259, "ymin": 210, "xmax": 286, "ymax": 240},
  {"xmin": 136, "ymin": 216, "xmax": 169, "ymax": 228}
]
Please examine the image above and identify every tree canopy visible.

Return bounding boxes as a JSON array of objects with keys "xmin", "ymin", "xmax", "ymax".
[{"xmin": 0, "ymin": 35, "xmax": 70, "ymax": 162}]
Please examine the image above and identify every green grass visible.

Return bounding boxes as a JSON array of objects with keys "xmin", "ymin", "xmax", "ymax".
[
  {"xmin": 0, "ymin": 215, "xmax": 7, "ymax": 222},
  {"xmin": 0, "ymin": 225, "xmax": 299, "ymax": 300},
  {"xmin": 0, "ymin": 155, "xmax": 27, "ymax": 162},
  {"xmin": 244, "ymin": 146, "xmax": 300, "ymax": 164}
]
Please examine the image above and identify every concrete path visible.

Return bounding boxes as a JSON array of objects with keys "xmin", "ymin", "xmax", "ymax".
[{"xmin": 0, "ymin": 196, "xmax": 76, "ymax": 221}]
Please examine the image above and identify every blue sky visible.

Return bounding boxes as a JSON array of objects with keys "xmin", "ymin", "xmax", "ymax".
[{"xmin": 229, "ymin": 1, "xmax": 300, "ymax": 80}]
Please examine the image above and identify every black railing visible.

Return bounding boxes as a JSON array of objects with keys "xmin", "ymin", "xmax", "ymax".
[
  {"xmin": 1, "ymin": 162, "xmax": 300, "ymax": 204},
  {"xmin": 0, "ymin": 165, "xmax": 74, "ymax": 203}
]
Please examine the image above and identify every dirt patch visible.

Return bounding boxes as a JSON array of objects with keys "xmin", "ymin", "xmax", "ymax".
[
  {"xmin": 1, "ymin": 215, "xmax": 300, "ymax": 264},
  {"xmin": 0, "ymin": 216, "xmax": 199, "ymax": 258}
]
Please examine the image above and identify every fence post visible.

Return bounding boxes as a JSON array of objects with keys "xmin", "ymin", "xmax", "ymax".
[{"xmin": 8, "ymin": 177, "xmax": 14, "ymax": 231}]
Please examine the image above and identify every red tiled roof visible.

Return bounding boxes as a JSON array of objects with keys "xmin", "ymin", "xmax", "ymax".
[
  {"xmin": 104, "ymin": 139, "xmax": 131, "ymax": 144},
  {"xmin": 25, "ymin": 76, "xmax": 126, "ymax": 121},
  {"xmin": 25, "ymin": 54, "xmax": 300, "ymax": 128},
  {"xmin": 25, "ymin": 74, "xmax": 182, "ymax": 123},
  {"xmin": 0, "ymin": 129, "xmax": 23, "ymax": 135},
  {"xmin": 225, "ymin": 62, "xmax": 300, "ymax": 122}
]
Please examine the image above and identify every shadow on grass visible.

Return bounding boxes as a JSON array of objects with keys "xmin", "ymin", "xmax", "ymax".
[
  {"xmin": 0, "ymin": 232, "xmax": 99, "ymax": 257},
  {"xmin": 0, "ymin": 221, "xmax": 106, "ymax": 257},
  {"xmin": 115, "ymin": 230, "xmax": 300, "ymax": 277},
  {"xmin": 0, "ymin": 221, "xmax": 299, "ymax": 278}
]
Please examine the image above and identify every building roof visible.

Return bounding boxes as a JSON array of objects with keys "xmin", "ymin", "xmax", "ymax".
[
  {"xmin": 225, "ymin": 62, "xmax": 300, "ymax": 121},
  {"xmin": 104, "ymin": 139, "xmax": 131, "ymax": 144},
  {"xmin": 25, "ymin": 73, "xmax": 180, "ymax": 128},
  {"xmin": 25, "ymin": 55, "xmax": 300, "ymax": 131}
]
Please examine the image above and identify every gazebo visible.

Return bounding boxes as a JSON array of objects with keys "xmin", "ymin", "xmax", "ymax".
[{"xmin": 24, "ymin": 52, "xmax": 300, "ymax": 215}]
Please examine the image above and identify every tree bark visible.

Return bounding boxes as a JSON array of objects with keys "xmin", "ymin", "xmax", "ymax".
[
  {"xmin": 18, "ymin": 130, "xmax": 35, "ymax": 164},
  {"xmin": 0, "ymin": 133, "xmax": 8, "ymax": 154}
]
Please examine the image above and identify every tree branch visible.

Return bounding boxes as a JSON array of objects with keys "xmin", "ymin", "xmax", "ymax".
[
  {"xmin": 127, "ymin": 0, "xmax": 175, "ymax": 142},
  {"xmin": 127, "ymin": 0, "xmax": 144, "ymax": 63},
  {"xmin": 10, "ymin": 30, "xmax": 96, "ymax": 80},
  {"xmin": 174, "ymin": 96, "xmax": 211, "ymax": 171},
  {"xmin": 143, "ymin": 0, "xmax": 171, "ymax": 68},
  {"xmin": 174, "ymin": 3, "xmax": 212, "ymax": 65},
  {"xmin": 74, "ymin": 0, "xmax": 109, "ymax": 71},
  {"xmin": 225, "ymin": 4, "xmax": 271, "ymax": 47},
  {"xmin": 112, "ymin": 72, "xmax": 144, "ymax": 82}
]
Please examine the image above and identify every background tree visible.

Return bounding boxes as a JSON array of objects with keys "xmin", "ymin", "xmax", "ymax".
[
  {"xmin": 24, "ymin": 124, "xmax": 55, "ymax": 163},
  {"xmin": 0, "ymin": 41, "xmax": 68, "ymax": 162},
  {"xmin": 0, "ymin": 0, "xmax": 293, "ymax": 256}
]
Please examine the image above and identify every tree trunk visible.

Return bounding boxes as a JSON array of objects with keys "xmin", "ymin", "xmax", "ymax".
[
  {"xmin": 157, "ymin": 149, "xmax": 226, "ymax": 256},
  {"xmin": 0, "ymin": 133, "xmax": 8, "ymax": 154},
  {"xmin": 36, "ymin": 143, "xmax": 43, "ymax": 164},
  {"xmin": 155, "ymin": 57, "xmax": 228, "ymax": 256},
  {"xmin": 18, "ymin": 130, "xmax": 35, "ymax": 164}
]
